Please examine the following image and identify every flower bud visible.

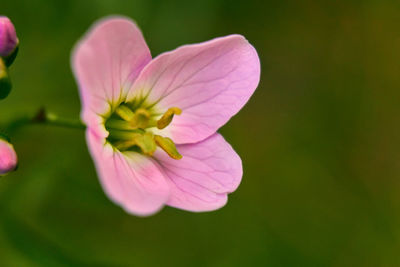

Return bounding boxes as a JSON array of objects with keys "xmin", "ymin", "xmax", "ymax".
[
  {"xmin": 0, "ymin": 16, "xmax": 18, "ymax": 60},
  {"xmin": 0, "ymin": 138, "xmax": 18, "ymax": 176}
]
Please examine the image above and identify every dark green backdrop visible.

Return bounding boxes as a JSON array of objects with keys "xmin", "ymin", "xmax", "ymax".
[{"xmin": 1, "ymin": 0, "xmax": 399, "ymax": 266}]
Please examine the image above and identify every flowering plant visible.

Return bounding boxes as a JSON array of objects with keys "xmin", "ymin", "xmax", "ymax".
[{"xmin": 0, "ymin": 16, "xmax": 260, "ymax": 216}]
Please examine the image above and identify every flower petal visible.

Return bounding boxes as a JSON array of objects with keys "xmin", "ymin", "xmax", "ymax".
[
  {"xmin": 72, "ymin": 16, "xmax": 151, "ymax": 125},
  {"xmin": 155, "ymin": 133, "xmax": 242, "ymax": 212},
  {"xmin": 128, "ymin": 35, "xmax": 260, "ymax": 144},
  {"xmin": 87, "ymin": 130, "xmax": 170, "ymax": 216}
]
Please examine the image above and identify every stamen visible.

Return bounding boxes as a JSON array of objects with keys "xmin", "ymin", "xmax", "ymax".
[
  {"xmin": 105, "ymin": 119, "xmax": 136, "ymax": 131},
  {"xmin": 114, "ymin": 139, "xmax": 137, "ymax": 151},
  {"xmin": 107, "ymin": 128, "xmax": 145, "ymax": 141},
  {"xmin": 133, "ymin": 132, "xmax": 157, "ymax": 156},
  {"xmin": 157, "ymin": 107, "xmax": 182, "ymax": 129},
  {"xmin": 154, "ymin": 135, "xmax": 182, "ymax": 160},
  {"xmin": 114, "ymin": 132, "xmax": 156, "ymax": 156},
  {"xmin": 105, "ymin": 103, "xmax": 183, "ymax": 159},
  {"xmin": 115, "ymin": 104, "xmax": 135, "ymax": 121}
]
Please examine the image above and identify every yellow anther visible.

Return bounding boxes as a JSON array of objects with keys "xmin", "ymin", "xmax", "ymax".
[
  {"xmin": 154, "ymin": 135, "xmax": 182, "ymax": 160},
  {"xmin": 115, "ymin": 104, "xmax": 135, "ymax": 121},
  {"xmin": 157, "ymin": 107, "xmax": 182, "ymax": 130},
  {"xmin": 107, "ymin": 104, "xmax": 183, "ymax": 158}
]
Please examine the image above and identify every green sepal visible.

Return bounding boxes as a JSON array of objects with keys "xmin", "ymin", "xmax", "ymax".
[
  {"xmin": 0, "ymin": 132, "xmax": 11, "ymax": 142},
  {"xmin": 4, "ymin": 44, "xmax": 19, "ymax": 67}
]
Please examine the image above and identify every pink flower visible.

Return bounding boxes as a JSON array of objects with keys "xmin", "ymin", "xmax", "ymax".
[
  {"xmin": 0, "ymin": 16, "xmax": 18, "ymax": 58},
  {"xmin": 72, "ymin": 16, "xmax": 260, "ymax": 216},
  {"xmin": 0, "ymin": 138, "xmax": 18, "ymax": 176}
]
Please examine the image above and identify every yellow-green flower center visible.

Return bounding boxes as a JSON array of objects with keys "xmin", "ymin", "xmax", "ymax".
[{"xmin": 105, "ymin": 100, "xmax": 182, "ymax": 160}]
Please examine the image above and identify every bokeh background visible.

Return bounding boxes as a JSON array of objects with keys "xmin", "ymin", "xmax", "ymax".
[{"xmin": 1, "ymin": 0, "xmax": 399, "ymax": 266}]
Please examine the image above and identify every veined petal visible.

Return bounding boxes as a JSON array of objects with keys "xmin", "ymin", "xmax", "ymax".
[
  {"xmin": 155, "ymin": 133, "xmax": 242, "ymax": 212},
  {"xmin": 72, "ymin": 17, "xmax": 151, "ymax": 125},
  {"xmin": 87, "ymin": 130, "xmax": 170, "ymax": 216},
  {"xmin": 128, "ymin": 35, "xmax": 260, "ymax": 144}
]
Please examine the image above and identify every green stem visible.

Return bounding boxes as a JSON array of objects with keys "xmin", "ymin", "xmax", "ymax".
[
  {"xmin": 45, "ymin": 113, "xmax": 86, "ymax": 130},
  {"xmin": 3, "ymin": 108, "xmax": 85, "ymax": 137}
]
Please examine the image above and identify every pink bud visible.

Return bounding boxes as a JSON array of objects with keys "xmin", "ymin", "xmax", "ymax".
[
  {"xmin": 0, "ymin": 138, "xmax": 17, "ymax": 175},
  {"xmin": 0, "ymin": 16, "xmax": 18, "ymax": 58}
]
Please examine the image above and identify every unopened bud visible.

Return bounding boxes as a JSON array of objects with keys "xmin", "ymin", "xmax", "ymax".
[
  {"xmin": 0, "ymin": 17, "xmax": 18, "ymax": 57},
  {"xmin": 0, "ymin": 138, "xmax": 18, "ymax": 176}
]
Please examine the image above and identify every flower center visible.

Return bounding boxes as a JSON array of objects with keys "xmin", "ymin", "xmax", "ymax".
[{"xmin": 104, "ymin": 100, "xmax": 182, "ymax": 160}]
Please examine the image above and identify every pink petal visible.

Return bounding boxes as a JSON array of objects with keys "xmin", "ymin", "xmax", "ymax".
[
  {"xmin": 72, "ymin": 17, "xmax": 151, "ymax": 125},
  {"xmin": 154, "ymin": 133, "xmax": 242, "ymax": 212},
  {"xmin": 87, "ymin": 131, "xmax": 170, "ymax": 216},
  {"xmin": 128, "ymin": 35, "xmax": 260, "ymax": 144}
]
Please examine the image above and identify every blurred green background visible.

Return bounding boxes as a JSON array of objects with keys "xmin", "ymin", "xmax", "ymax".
[{"xmin": 1, "ymin": 0, "xmax": 400, "ymax": 266}]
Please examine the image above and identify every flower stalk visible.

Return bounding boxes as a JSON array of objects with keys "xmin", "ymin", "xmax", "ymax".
[{"xmin": 3, "ymin": 108, "xmax": 85, "ymax": 137}]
